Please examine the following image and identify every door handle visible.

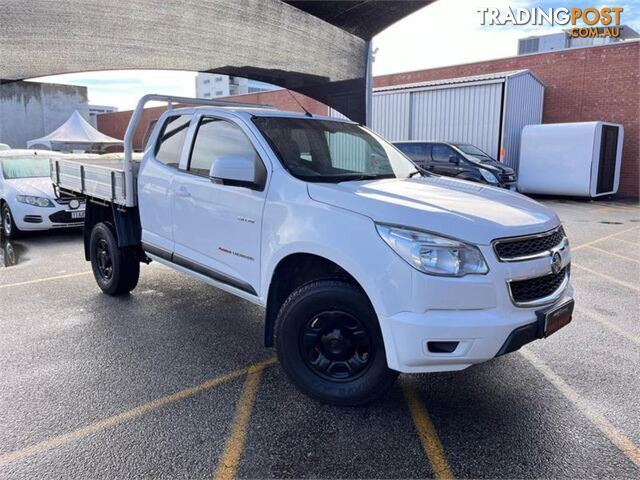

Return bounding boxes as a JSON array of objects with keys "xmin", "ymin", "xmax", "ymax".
[{"xmin": 175, "ymin": 187, "xmax": 191, "ymax": 198}]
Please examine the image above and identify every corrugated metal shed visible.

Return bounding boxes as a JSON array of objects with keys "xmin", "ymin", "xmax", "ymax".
[{"xmin": 370, "ymin": 70, "xmax": 544, "ymax": 171}]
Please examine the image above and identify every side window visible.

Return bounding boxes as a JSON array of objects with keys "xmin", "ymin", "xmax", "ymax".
[
  {"xmin": 397, "ymin": 143, "xmax": 431, "ymax": 163},
  {"xmin": 189, "ymin": 117, "xmax": 264, "ymax": 180},
  {"xmin": 417, "ymin": 143, "xmax": 432, "ymax": 162},
  {"xmin": 431, "ymin": 144, "xmax": 455, "ymax": 163},
  {"xmin": 155, "ymin": 115, "xmax": 192, "ymax": 168}
]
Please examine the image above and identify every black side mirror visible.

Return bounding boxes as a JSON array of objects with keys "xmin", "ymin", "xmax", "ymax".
[{"xmin": 449, "ymin": 155, "xmax": 460, "ymax": 165}]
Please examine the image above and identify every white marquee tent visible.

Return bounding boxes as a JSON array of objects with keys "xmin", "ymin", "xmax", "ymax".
[{"xmin": 27, "ymin": 110, "xmax": 123, "ymax": 151}]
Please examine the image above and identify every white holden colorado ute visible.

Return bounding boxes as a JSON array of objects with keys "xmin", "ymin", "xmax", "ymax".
[{"xmin": 52, "ymin": 95, "xmax": 574, "ymax": 405}]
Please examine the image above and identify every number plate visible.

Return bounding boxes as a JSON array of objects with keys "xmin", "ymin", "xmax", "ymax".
[
  {"xmin": 537, "ymin": 299, "xmax": 574, "ymax": 337},
  {"xmin": 71, "ymin": 211, "xmax": 85, "ymax": 220}
]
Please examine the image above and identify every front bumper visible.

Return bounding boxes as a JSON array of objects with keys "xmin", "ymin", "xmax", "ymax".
[
  {"xmin": 381, "ymin": 287, "xmax": 573, "ymax": 373},
  {"xmin": 11, "ymin": 201, "xmax": 84, "ymax": 231},
  {"xmin": 377, "ymin": 240, "xmax": 572, "ymax": 373}
]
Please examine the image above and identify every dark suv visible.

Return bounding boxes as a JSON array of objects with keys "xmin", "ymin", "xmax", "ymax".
[{"xmin": 394, "ymin": 141, "xmax": 517, "ymax": 190}]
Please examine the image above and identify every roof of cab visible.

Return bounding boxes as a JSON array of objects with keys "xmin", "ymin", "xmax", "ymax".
[{"xmin": 166, "ymin": 106, "xmax": 356, "ymax": 124}]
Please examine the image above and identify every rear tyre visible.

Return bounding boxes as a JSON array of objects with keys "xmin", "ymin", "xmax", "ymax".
[
  {"xmin": 89, "ymin": 222, "xmax": 139, "ymax": 295},
  {"xmin": 275, "ymin": 279, "xmax": 398, "ymax": 406},
  {"xmin": 1, "ymin": 203, "xmax": 22, "ymax": 239}
]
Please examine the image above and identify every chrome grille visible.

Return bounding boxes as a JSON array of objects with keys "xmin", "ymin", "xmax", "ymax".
[
  {"xmin": 509, "ymin": 266, "xmax": 569, "ymax": 306},
  {"xmin": 493, "ymin": 226, "xmax": 565, "ymax": 262}
]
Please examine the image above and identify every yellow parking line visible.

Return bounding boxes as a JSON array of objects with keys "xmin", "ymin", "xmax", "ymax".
[
  {"xmin": 0, "ymin": 271, "xmax": 91, "ymax": 289},
  {"xmin": 575, "ymin": 306, "xmax": 640, "ymax": 346},
  {"xmin": 402, "ymin": 381, "xmax": 454, "ymax": 479},
  {"xmin": 585, "ymin": 245, "xmax": 640, "ymax": 264},
  {"xmin": 520, "ymin": 349, "xmax": 640, "ymax": 469},
  {"xmin": 572, "ymin": 263, "xmax": 640, "ymax": 292},
  {"xmin": 0, "ymin": 357, "xmax": 276, "ymax": 467},
  {"xmin": 572, "ymin": 226, "xmax": 639, "ymax": 251},
  {"xmin": 214, "ymin": 364, "xmax": 265, "ymax": 480}
]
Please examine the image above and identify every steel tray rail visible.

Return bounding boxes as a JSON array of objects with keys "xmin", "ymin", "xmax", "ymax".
[{"xmin": 51, "ymin": 157, "xmax": 128, "ymax": 205}]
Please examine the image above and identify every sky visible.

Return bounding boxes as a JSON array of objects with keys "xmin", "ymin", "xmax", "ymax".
[{"xmin": 31, "ymin": 0, "xmax": 639, "ymax": 110}]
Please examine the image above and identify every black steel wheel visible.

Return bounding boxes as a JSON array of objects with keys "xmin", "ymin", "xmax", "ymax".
[
  {"xmin": 95, "ymin": 238, "xmax": 114, "ymax": 281},
  {"xmin": 300, "ymin": 310, "xmax": 373, "ymax": 382},
  {"xmin": 89, "ymin": 222, "xmax": 139, "ymax": 295},
  {"xmin": 275, "ymin": 279, "xmax": 398, "ymax": 405}
]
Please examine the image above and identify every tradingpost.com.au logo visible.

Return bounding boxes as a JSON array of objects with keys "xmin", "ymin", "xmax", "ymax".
[{"xmin": 477, "ymin": 6, "xmax": 625, "ymax": 38}]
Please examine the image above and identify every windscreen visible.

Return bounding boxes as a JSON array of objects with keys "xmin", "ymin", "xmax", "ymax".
[
  {"xmin": 253, "ymin": 117, "xmax": 418, "ymax": 183},
  {"xmin": 1, "ymin": 158, "xmax": 51, "ymax": 179}
]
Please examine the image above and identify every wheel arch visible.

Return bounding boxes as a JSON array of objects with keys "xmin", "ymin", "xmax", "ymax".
[
  {"xmin": 84, "ymin": 201, "xmax": 112, "ymax": 260},
  {"xmin": 84, "ymin": 200, "xmax": 142, "ymax": 261},
  {"xmin": 263, "ymin": 252, "xmax": 369, "ymax": 348}
]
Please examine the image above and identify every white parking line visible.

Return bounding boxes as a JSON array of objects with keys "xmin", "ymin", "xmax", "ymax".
[
  {"xmin": 593, "ymin": 204, "xmax": 640, "ymax": 213},
  {"xmin": 585, "ymin": 245, "xmax": 640, "ymax": 264},
  {"xmin": 521, "ymin": 348, "xmax": 640, "ymax": 469},
  {"xmin": 575, "ymin": 306, "xmax": 640, "ymax": 346},
  {"xmin": 572, "ymin": 263, "xmax": 640, "ymax": 292},
  {"xmin": 610, "ymin": 237, "xmax": 640, "ymax": 247},
  {"xmin": 572, "ymin": 226, "xmax": 640, "ymax": 252}
]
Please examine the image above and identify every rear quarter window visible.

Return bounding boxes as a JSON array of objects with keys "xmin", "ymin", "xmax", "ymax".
[{"xmin": 155, "ymin": 114, "xmax": 192, "ymax": 168}]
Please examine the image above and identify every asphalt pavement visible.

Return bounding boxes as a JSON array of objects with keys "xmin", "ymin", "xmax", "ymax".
[{"xmin": 0, "ymin": 198, "xmax": 638, "ymax": 479}]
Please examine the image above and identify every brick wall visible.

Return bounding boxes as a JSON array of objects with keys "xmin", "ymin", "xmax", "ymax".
[
  {"xmin": 97, "ymin": 105, "xmax": 164, "ymax": 152},
  {"xmin": 217, "ymin": 89, "xmax": 328, "ymax": 116},
  {"xmin": 96, "ymin": 90, "xmax": 326, "ymax": 151},
  {"xmin": 375, "ymin": 42, "xmax": 639, "ymax": 198}
]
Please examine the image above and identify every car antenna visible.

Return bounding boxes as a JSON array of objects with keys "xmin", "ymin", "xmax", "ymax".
[{"xmin": 286, "ymin": 89, "xmax": 313, "ymax": 117}]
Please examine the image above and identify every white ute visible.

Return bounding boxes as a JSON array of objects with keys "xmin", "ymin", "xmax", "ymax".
[{"xmin": 51, "ymin": 95, "xmax": 574, "ymax": 405}]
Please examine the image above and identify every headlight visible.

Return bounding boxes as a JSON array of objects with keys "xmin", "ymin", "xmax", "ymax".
[
  {"xmin": 376, "ymin": 224, "xmax": 489, "ymax": 277},
  {"xmin": 479, "ymin": 169, "xmax": 499, "ymax": 184},
  {"xmin": 16, "ymin": 195, "xmax": 54, "ymax": 207}
]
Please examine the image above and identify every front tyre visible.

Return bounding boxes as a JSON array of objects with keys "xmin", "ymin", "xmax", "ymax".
[
  {"xmin": 2, "ymin": 204, "xmax": 22, "ymax": 239},
  {"xmin": 275, "ymin": 280, "xmax": 398, "ymax": 405},
  {"xmin": 89, "ymin": 222, "xmax": 139, "ymax": 295}
]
